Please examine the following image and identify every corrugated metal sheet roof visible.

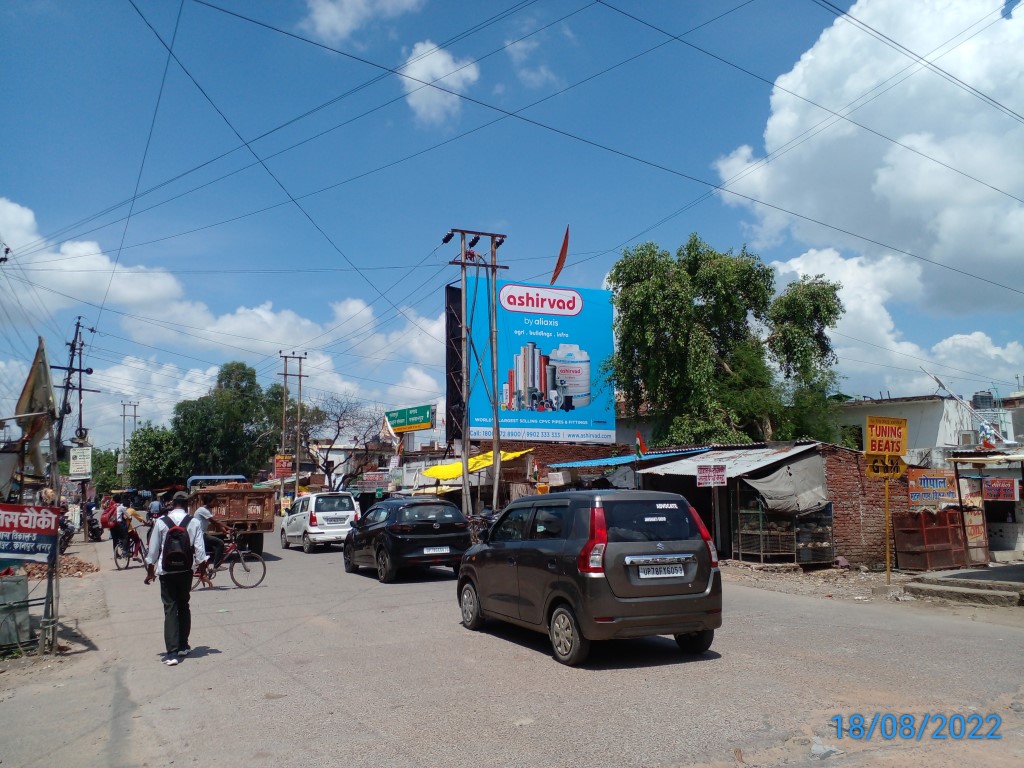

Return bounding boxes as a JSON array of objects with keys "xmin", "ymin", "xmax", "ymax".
[
  {"xmin": 638, "ymin": 444, "xmax": 818, "ymax": 478},
  {"xmin": 548, "ymin": 448, "xmax": 707, "ymax": 469}
]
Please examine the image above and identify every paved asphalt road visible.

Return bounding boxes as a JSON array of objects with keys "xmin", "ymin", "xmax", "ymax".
[{"xmin": 2, "ymin": 536, "xmax": 1022, "ymax": 768}]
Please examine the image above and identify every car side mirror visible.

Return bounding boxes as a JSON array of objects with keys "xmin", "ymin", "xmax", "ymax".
[{"xmin": 478, "ymin": 527, "xmax": 490, "ymax": 543}]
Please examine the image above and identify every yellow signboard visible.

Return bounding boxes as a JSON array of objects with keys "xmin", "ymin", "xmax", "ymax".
[
  {"xmin": 865, "ymin": 453, "xmax": 908, "ymax": 479},
  {"xmin": 865, "ymin": 416, "xmax": 908, "ymax": 456}
]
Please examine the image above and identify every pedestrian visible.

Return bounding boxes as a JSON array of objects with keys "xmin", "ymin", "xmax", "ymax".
[
  {"xmin": 148, "ymin": 494, "xmax": 163, "ymax": 522},
  {"xmin": 193, "ymin": 493, "xmax": 229, "ymax": 570},
  {"xmin": 144, "ymin": 491, "xmax": 208, "ymax": 666}
]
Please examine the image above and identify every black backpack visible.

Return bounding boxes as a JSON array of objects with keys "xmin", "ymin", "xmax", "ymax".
[{"xmin": 161, "ymin": 513, "xmax": 195, "ymax": 572}]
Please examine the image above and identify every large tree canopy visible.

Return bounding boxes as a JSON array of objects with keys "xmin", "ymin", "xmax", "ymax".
[
  {"xmin": 605, "ymin": 234, "xmax": 844, "ymax": 445},
  {"xmin": 126, "ymin": 362, "xmax": 282, "ymax": 486}
]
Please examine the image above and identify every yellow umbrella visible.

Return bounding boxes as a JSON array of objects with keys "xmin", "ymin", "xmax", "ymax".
[{"xmin": 421, "ymin": 448, "xmax": 533, "ymax": 481}]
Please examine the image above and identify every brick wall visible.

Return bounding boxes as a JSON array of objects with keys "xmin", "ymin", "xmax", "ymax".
[
  {"xmin": 482, "ymin": 440, "xmax": 632, "ymax": 479},
  {"xmin": 821, "ymin": 444, "xmax": 908, "ymax": 567}
]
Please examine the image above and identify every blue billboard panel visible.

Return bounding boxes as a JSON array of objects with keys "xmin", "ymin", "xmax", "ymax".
[{"xmin": 467, "ymin": 279, "xmax": 616, "ymax": 444}]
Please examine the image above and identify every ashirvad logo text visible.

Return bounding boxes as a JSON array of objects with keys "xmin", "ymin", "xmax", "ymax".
[{"xmin": 499, "ymin": 284, "xmax": 583, "ymax": 316}]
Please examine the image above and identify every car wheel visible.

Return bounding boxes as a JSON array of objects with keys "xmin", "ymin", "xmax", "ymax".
[
  {"xmin": 674, "ymin": 629, "xmax": 714, "ymax": 654},
  {"xmin": 343, "ymin": 543, "xmax": 359, "ymax": 573},
  {"xmin": 459, "ymin": 581, "xmax": 484, "ymax": 630},
  {"xmin": 376, "ymin": 547, "xmax": 396, "ymax": 583},
  {"xmin": 302, "ymin": 534, "xmax": 315, "ymax": 554},
  {"xmin": 548, "ymin": 604, "xmax": 590, "ymax": 666},
  {"xmin": 280, "ymin": 529, "xmax": 290, "ymax": 549}
]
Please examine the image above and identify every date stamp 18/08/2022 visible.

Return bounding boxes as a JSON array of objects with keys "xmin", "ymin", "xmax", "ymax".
[{"xmin": 831, "ymin": 713, "xmax": 1002, "ymax": 741}]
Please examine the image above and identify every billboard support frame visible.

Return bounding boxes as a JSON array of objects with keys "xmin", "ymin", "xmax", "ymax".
[{"xmin": 447, "ymin": 228, "xmax": 508, "ymax": 517}]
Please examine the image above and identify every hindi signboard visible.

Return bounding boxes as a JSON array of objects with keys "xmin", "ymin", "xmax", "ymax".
[
  {"xmin": 386, "ymin": 405, "xmax": 434, "ymax": 433},
  {"xmin": 696, "ymin": 464, "xmax": 727, "ymax": 487},
  {"xmin": 865, "ymin": 416, "xmax": 908, "ymax": 456},
  {"xmin": 0, "ymin": 504, "xmax": 60, "ymax": 563},
  {"xmin": 274, "ymin": 454, "xmax": 294, "ymax": 479},
  {"xmin": 983, "ymin": 477, "xmax": 1019, "ymax": 501},
  {"xmin": 68, "ymin": 446, "xmax": 92, "ymax": 481},
  {"xmin": 906, "ymin": 468, "xmax": 957, "ymax": 506},
  {"xmin": 357, "ymin": 471, "xmax": 390, "ymax": 493}
]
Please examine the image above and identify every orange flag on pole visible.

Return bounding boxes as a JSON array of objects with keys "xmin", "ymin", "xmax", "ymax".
[{"xmin": 550, "ymin": 225, "xmax": 569, "ymax": 285}]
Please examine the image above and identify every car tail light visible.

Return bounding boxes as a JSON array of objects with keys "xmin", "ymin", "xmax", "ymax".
[
  {"xmin": 689, "ymin": 505, "xmax": 718, "ymax": 567},
  {"xmin": 309, "ymin": 511, "xmax": 318, "ymax": 527},
  {"xmin": 577, "ymin": 506, "xmax": 607, "ymax": 574}
]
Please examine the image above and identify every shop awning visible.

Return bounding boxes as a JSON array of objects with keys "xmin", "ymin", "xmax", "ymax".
[
  {"xmin": 549, "ymin": 448, "xmax": 707, "ymax": 469},
  {"xmin": 638, "ymin": 443, "xmax": 818, "ymax": 478},
  {"xmin": 410, "ymin": 485, "xmax": 458, "ymax": 495},
  {"xmin": 421, "ymin": 449, "xmax": 534, "ymax": 481},
  {"xmin": 949, "ymin": 453, "xmax": 1024, "ymax": 465}
]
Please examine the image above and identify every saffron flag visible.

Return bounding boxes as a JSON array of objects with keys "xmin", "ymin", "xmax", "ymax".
[
  {"xmin": 550, "ymin": 225, "xmax": 569, "ymax": 285},
  {"xmin": 635, "ymin": 431, "xmax": 648, "ymax": 459}
]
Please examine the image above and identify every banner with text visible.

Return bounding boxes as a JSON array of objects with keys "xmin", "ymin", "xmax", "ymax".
[
  {"xmin": 466, "ymin": 278, "xmax": 615, "ymax": 444},
  {"xmin": 0, "ymin": 503, "xmax": 60, "ymax": 563},
  {"xmin": 906, "ymin": 468, "xmax": 958, "ymax": 506}
]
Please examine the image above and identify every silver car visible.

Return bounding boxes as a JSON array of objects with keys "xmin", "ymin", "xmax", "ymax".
[{"xmin": 280, "ymin": 492, "xmax": 360, "ymax": 553}]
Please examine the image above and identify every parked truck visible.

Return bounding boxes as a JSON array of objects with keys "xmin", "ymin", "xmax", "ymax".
[{"xmin": 186, "ymin": 475, "xmax": 276, "ymax": 555}]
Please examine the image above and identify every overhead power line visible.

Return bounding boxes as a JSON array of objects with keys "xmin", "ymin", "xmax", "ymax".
[{"xmin": 193, "ymin": 0, "xmax": 1024, "ymax": 298}]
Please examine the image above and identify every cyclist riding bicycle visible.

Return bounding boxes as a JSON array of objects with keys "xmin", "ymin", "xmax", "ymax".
[
  {"xmin": 193, "ymin": 494, "xmax": 230, "ymax": 570},
  {"xmin": 124, "ymin": 498, "xmax": 149, "ymax": 561}
]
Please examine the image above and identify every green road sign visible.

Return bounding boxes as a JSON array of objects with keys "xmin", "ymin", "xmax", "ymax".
[{"xmin": 386, "ymin": 404, "xmax": 434, "ymax": 433}]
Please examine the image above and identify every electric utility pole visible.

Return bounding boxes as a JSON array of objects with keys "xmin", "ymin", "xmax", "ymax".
[
  {"xmin": 279, "ymin": 352, "xmax": 307, "ymax": 510},
  {"xmin": 445, "ymin": 229, "xmax": 507, "ymax": 517}
]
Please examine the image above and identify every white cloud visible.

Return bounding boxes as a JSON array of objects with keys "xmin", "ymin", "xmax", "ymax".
[
  {"xmin": 386, "ymin": 366, "xmax": 443, "ymax": 406},
  {"xmin": 774, "ymin": 247, "xmax": 1023, "ymax": 397},
  {"xmin": 300, "ymin": 0, "xmax": 425, "ymax": 44},
  {"xmin": 714, "ymin": 0, "xmax": 1024, "ymax": 309},
  {"xmin": 0, "ymin": 198, "xmax": 182, "ymax": 322},
  {"xmin": 399, "ymin": 41, "xmax": 480, "ymax": 125},
  {"xmin": 505, "ymin": 34, "xmax": 558, "ymax": 89}
]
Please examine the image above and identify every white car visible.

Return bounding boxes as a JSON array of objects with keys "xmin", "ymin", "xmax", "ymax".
[{"xmin": 281, "ymin": 492, "xmax": 361, "ymax": 553}]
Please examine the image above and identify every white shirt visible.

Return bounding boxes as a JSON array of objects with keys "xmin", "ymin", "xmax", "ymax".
[
  {"xmin": 193, "ymin": 505, "xmax": 214, "ymax": 534},
  {"xmin": 115, "ymin": 504, "xmax": 126, "ymax": 523},
  {"xmin": 145, "ymin": 508, "xmax": 208, "ymax": 576}
]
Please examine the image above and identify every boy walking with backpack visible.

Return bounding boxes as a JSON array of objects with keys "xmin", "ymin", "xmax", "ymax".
[{"xmin": 144, "ymin": 491, "xmax": 208, "ymax": 666}]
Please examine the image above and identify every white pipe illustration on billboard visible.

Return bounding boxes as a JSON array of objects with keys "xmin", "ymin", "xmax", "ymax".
[{"xmin": 505, "ymin": 342, "xmax": 590, "ymax": 412}]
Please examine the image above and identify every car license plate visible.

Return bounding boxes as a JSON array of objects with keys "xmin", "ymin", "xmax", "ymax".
[
  {"xmin": 325, "ymin": 516, "xmax": 346, "ymax": 525},
  {"xmin": 638, "ymin": 564, "xmax": 685, "ymax": 579},
  {"xmin": 423, "ymin": 546, "xmax": 450, "ymax": 555}
]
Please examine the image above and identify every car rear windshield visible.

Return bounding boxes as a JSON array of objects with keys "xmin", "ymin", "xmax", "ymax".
[
  {"xmin": 314, "ymin": 495, "xmax": 355, "ymax": 512},
  {"xmin": 603, "ymin": 499, "xmax": 699, "ymax": 543},
  {"xmin": 399, "ymin": 504, "xmax": 466, "ymax": 523}
]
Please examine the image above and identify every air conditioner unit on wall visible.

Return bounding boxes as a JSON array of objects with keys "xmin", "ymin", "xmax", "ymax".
[{"xmin": 959, "ymin": 431, "xmax": 978, "ymax": 446}]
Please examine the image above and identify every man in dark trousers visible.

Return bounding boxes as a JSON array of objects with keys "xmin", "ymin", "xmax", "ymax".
[{"xmin": 144, "ymin": 491, "xmax": 208, "ymax": 666}]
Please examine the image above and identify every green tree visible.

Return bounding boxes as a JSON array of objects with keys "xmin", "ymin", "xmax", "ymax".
[
  {"xmin": 125, "ymin": 423, "xmax": 183, "ymax": 489},
  {"xmin": 172, "ymin": 362, "xmax": 276, "ymax": 478},
  {"xmin": 606, "ymin": 234, "xmax": 844, "ymax": 445},
  {"xmin": 91, "ymin": 448, "xmax": 120, "ymax": 496}
]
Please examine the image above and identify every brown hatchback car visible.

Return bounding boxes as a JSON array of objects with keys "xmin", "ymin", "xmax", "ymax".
[{"xmin": 457, "ymin": 490, "xmax": 722, "ymax": 665}]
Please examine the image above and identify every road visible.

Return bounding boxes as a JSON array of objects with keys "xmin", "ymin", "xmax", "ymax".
[{"xmin": 1, "ymin": 536, "xmax": 1022, "ymax": 768}]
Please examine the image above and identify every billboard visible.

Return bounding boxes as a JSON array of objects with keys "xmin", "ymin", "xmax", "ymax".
[{"xmin": 465, "ymin": 278, "xmax": 615, "ymax": 443}]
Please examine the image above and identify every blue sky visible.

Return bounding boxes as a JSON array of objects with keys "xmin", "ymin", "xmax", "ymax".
[{"xmin": 2, "ymin": 0, "xmax": 1023, "ymax": 452}]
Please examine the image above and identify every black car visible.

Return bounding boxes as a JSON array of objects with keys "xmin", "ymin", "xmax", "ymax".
[
  {"xmin": 343, "ymin": 497, "xmax": 472, "ymax": 582},
  {"xmin": 457, "ymin": 490, "xmax": 722, "ymax": 665}
]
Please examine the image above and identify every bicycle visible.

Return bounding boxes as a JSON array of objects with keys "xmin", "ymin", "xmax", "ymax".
[
  {"xmin": 192, "ymin": 532, "xmax": 266, "ymax": 589},
  {"xmin": 114, "ymin": 527, "xmax": 148, "ymax": 570}
]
